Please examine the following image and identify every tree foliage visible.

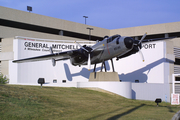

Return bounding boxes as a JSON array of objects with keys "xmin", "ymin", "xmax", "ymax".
[{"xmin": 0, "ymin": 74, "xmax": 9, "ymax": 84}]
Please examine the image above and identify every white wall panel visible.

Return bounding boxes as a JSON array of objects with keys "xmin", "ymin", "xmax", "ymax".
[
  {"xmin": 132, "ymin": 83, "xmax": 170, "ymax": 102},
  {"xmin": 77, "ymin": 82, "xmax": 132, "ymax": 99},
  {"xmin": 10, "ymin": 38, "xmax": 168, "ymax": 85},
  {"xmin": 10, "ymin": 39, "xmax": 95, "ymax": 85},
  {"xmin": 113, "ymin": 41, "xmax": 166, "ymax": 83}
]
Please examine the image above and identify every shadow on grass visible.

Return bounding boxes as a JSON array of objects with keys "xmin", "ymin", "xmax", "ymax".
[
  {"xmin": 167, "ymin": 106, "xmax": 176, "ymax": 113},
  {"xmin": 88, "ymin": 104, "xmax": 145, "ymax": 120},
  {"xmin": 139, "ymin": 103, "xmax": 176, "ymax": 113},
  {"xmin": 107, "ymin": 104, "xmax": 146, "ymax": 120}
]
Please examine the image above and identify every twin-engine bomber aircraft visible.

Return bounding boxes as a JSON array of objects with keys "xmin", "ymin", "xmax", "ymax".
[{"xmin": 13, "ymin": 33, "xmax": 174, "ymax": 72}]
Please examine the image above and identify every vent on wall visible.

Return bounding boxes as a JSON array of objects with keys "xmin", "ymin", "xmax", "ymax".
[
  {"xmin": 0, "ymin": 43, "xmax": 1, "ymax": 52},
  {"xmin": 175, "ymin": 83, "xmax": 180, "ymax": 94},
  {"xmin": 0, "ymin": 61, "xmax": 1, "ymax": 74},
  {"xmin": 174, "ymin": 47, "xmax": 180, "ymax": 74},
  {"xmin": 174, "ymin": 65, "xmax": 180, "ymax": 74},
  {"xmin": 174, "ymin": 47, "xmax": 180, "ymax": 59}
]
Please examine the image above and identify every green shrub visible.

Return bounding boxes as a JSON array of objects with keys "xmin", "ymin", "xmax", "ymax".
[{"xmin": 0, "ymin": 74, "xmax": 9, "ymax": 84}]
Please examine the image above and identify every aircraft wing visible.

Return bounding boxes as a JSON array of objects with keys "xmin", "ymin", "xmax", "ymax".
[{"xmin": 13, "ymin": 50, "xmax": 74, "ymax": 63}]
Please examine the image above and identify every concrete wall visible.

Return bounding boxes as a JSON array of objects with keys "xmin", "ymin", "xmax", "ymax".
[
  {"xmin": 165, "ymin": 40, "xmax": 175, "ymax": 84},
  {"xmin": 0, "ymin": 6, "xmax": 179, "ymax": 40},
  {"xmin": 1, "ymin": 38, "xmax": 13, "ymax": 52},
  {"xmin": 0, "ymin": 38, "xmax": 14, "ymax": 76},
  {"xmin": 78, "ymin": 82, "xmax": 171, "ymax": 102},
  {"xmin": 110, "ymin": 22, "xmax": 180, "ymax": 36},
  {"xmin": 132, "ymin": 83, "xmax": 170, "ymax": 102},
  {"xmin": 0, "ymin": 26, "xmax": 87, "ymax": 41},
  {"xmin": 77, "ymin": 82, "xmax": 132, "ymax": 99},
  {"xmin": 0, "ymin": 6, "xmax": 110, "ymax": 40},
  {"xmin": 171, "ymin": 38, "xmax": 180, "ymax": 47}
]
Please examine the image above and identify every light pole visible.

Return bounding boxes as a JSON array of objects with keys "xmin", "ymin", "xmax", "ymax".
[
  {"xmin": 83, "ymin": 16, "xmax": 88, "ymax": 24},
  {"xmin": 87, "ymin": 27, "xmax": 94, "ymax": 40}
]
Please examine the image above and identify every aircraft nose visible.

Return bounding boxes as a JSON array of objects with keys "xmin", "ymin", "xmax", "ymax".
[{"xmin": 124, "ymin": 37, "xmax": 134, "ymax": 49}]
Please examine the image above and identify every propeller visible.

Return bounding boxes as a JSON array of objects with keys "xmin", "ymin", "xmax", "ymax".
[
  {"xmin": 138, "ymin": 47, "xmax": 145, "ymax": 62},
  {"xmin": 75, "ymin": 41, "xmax": 89, "ymax": 53},
  {"xmin": 138, "ymin": 32, "xmax": 147, "ymax": 44},
  {"xmin": 49, "ymin": 47, "xmax": 56, "ymax": 66},
  {"xmin": 75, "ymin": 41, "xmax": 92, "ymax": 71},
  {"xmin": 87, "ymin": 53, "xmax": 91, "ymax": 71},
  {"xmin": 134, "ymin": 32, "xmax": 147, "ymax": 62},
  {"xmin": 75, "ymin": 41, "xmax": 105, "ymax": 70}
]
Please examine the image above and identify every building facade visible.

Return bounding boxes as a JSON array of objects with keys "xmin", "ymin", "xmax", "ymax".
[{"xmin": 1, "ymin": 6, "xmax": 180, "ymax": 102}]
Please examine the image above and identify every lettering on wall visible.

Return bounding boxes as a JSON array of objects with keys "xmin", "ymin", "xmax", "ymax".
[
  {"xmin": 24, "ymin": 41, "xmax": 80, "ymax": 52},
  {"xmin": 142, "ymin": 44, "xmax": 156, "ymax": 49}
]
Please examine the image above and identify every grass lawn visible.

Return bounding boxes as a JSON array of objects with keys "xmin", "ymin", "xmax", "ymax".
[{"xmin": 0, "ymin": 84, "xmax": 180, "ymax": 120}]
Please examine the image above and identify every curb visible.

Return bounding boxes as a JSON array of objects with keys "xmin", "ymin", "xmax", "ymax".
[{"xmin": 172, "ymin": 110, "xmax": 180, "ymax": 120}]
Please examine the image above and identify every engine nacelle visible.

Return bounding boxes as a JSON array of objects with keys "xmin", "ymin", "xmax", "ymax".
[
  {"xmin": 117, "ymin": 40, "xmax": 142, "ymax": 60},
  {"xmin": 70, "ymin": 55, "xmax": 87, "ymax": 66}
]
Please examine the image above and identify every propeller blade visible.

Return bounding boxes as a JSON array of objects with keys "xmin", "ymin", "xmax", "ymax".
[
  {"xmin": 49, "ymin": 47, "xmax": 53, "ymax": 54},
  {"xmin": 138, "ymin": 47, "xmax": 145, "ymax": 62},
  {"xmin": 138, "ymin": 32, "xmax": 147, "ymax": 44},
  {"xmin": 75, "ymin": 41, "xmax": 89, "ymax": 52},
  {"xmin": 88, "ymin": 53, "xmax": 91, "ymax": 71},
  {"xmin": 49, "ymin": 47, "xmax": 56, "ymax": 66},
  {"xmin": 52, "ymin": 58, "xmax": 56, "ymax": 66}
]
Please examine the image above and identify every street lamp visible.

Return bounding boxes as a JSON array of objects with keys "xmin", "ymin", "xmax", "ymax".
[
  {"xmin": 87, "ymin": 27, "xmax": 94, "ymax": 40},
  {"xmin": 83, "ymin": 16, "xmax": 88, "ymax": 24}
]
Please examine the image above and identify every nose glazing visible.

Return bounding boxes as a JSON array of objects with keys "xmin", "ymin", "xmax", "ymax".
[{"xmin": 124, "ymin": 37, "xmax": 134, "ymax": 49}]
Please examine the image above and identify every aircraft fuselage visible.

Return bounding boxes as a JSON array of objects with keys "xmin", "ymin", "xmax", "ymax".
[{"xmin": 71, "ymin": 35, "xmax": 135, "ymax": 66}]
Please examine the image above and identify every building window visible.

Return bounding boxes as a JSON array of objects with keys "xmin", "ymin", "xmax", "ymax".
[
  {"xmin": 174, "ymin": 58, "xmax": 180, "ymax": 65},
  {"xmin": 62, "ymin": 80, "xmax": 66, "ymax": 83},
  {"xmin": 175, "ymin": 77, "xmax": 180, "ymax": 81},
  {"xmin": 135, "ymin": 80, "xmax": 139, "ymax": 83},
  {"xmin": 169, "ymin": 32, "xmax": 180, "ymax": 38},
  {"xmin": 59, "ymin": 30, "xmax": 63, "ymax": 36}
]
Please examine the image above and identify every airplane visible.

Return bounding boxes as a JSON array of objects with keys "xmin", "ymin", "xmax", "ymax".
[{"xmin": 13, "ymin": 33, "xmax": 175, "ymax": 72}]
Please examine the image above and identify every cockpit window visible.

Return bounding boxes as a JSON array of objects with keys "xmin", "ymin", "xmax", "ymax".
[
  {"xmin": 107, "ymin": 37, "xmax": 112, "ymax": 43},
  {"xmin": 107, "ymin": 35, "xmax": 121, "ymax": 43},
  {"xmin": 116, "ymin": 38, "xmax": 119, "ymax": 44}
]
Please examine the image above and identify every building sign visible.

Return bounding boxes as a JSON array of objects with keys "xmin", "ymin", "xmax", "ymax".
[
  {"xmin": 171, "ymin": 93, "xmax": 179, "ymax": 105},
  {"xmin": 23, "ymin": 41, "xmax": 80, "ymax": 53},
  {"xmin": 142, "ymin": 43, "xmax": 156, "ymax": 49}
]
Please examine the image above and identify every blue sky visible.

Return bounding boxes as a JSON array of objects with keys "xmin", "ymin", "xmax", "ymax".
[{"xmin": 0, "ymin": 0, "xmax": 180, "ymax": 29}]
